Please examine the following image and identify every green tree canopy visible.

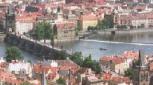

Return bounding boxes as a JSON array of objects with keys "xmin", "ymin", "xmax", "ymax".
[
  {"xmin": 5, "ymin": 46, "xmax": 22, "ymax": 62},
  {"xmin": 35, "ymin": 22, "xmax": 45, "ymax": 40},
  {"xmin": 75, "ymin": 20, "xmax": 82, "ymax": 36},
  {"xmin": 82, "ymin": 55, "xmax": 93, "ymax": 68},
  {"xmin": 70, "ymin": 52, "xmax": 84, "ymax": 66},
  {"xmin": 35, "ymin": 22, "xmax": 53, "ymax": 40},
  {"xmin": 97, "ymin": 14, "xmax": 114, "ymax": 29},
  {"xmin": 70, "ymin": 53, "xmax": 101, "ymax": 74},
  {"xmin": 124, "ymin": 68, "xmax": 136, "ymax": 80},
  {"xmin": 91, "ymin": 60, "xmax": 102, "ymax": 74},
  {"xmin": 44, "ymin": 22, "xmax": 52, "ymax": 39},
  {"xmin": 56, "ymin": 77, "xmax": 66, "ymax": 85},
  {"xmin": 35, "ymin": 22, "xmax": 57, "ymax": 46}
]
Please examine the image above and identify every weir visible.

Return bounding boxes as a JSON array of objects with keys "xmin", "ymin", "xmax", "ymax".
[{"xmin": 4, "ymin": 33, "xmax": 71, "ymax": 59}]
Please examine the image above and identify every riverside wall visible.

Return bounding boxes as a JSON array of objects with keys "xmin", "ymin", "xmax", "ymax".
[{"xmin": 98, "ymin": 28, "xmax": 153, "ymax": 35}]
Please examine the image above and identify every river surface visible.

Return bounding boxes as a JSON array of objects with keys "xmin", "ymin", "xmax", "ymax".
[
  {"xmin": 60, "ymin": 32, "xmax": 153, "ymax": 60},
  {"xmin": 1, "ymin": 32, "xmax": 153, "ymax": 61},
  {"xmin": 0, "ymin": 42, "xmax": 39, "ymax": 63}
]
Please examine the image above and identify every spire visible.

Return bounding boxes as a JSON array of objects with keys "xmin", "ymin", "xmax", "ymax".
[
  {"xmin": 138, "ymin": 50, "xmax": 145, "ymax": 67},
  {"xmin": 138, "ymin": 50, "xmax": 142, "ymax": 66}
]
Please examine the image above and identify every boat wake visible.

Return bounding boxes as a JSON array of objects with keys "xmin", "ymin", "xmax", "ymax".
[{"xmin": 80, "ymin": 39, "xmax": 153, "ymax": 46}]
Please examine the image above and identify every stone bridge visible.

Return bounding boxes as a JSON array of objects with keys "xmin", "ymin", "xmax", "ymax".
[{"xmin": 4, "ymin": 33, "xmax": 71, "ymax": 59}]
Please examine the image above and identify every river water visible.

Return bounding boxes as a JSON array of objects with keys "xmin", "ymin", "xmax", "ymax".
[
  {"xmin": 0, "ymin": 42, "xmax": 39, "ymax": 63},
  {"xmin": 1, "ymin": 32, "xmax": 153, "ymax": 61},
  {"xmin": 61, "ymin": 32, "xmax": 153, "ymax": 60}
]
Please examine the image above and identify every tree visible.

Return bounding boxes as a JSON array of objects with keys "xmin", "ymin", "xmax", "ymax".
[
  {"xmin": 124, "ymin": 68, "xmax": 135, "ymax": 79},
  {"xmin": 82, "ymin": 55, "xmax": 101, "ymax": 74},
  {"xmin": 70, "ymin": 52, "xmax": 84, "ymax": 66},
  {"xmin": 70, "ymin": 53, "xmax": 101, "ymax": 74},
  {"xmin": 35, "ymin": 22, "xmax": 45, "ymax": 40},
  {"xmin": 35, "ymin": 22, "xmax": 53, "ymax": 43},
  {"xmin": 5, "ymin": 46, "xmax": 22, "ymax": 62},
  {"xmin": 75, "ymin": 20, "xmax": 81, "ymax": 36},
  {"xmin": 44, "ymin": 22, "xmax": 52, "ymax": 43},
  {"xmin": 97, "ymin": 14, "xmax": 114, "ymax": 29},
  {"xmin": 82, "ymin": 55, "xmax": 93, "ymax": 68},
  {"xmin": 56, "ymin": 77, "xmax": 66, "ymax": 85},
  {"xmin": 91, "ymin": 61, "xmax": 102, "ymax": 74}
]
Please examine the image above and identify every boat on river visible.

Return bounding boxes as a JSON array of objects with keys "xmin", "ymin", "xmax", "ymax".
[{"xmin": 99, "ymin": 48, "xmax": 107, "ymax": 51}]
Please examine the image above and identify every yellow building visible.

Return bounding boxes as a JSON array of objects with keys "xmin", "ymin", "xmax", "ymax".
[{"xmin": 80, "ymin": 13, "xmax": 98, "ymax": 32}]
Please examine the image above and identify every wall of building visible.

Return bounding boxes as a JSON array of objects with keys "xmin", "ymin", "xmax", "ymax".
[
  {"xmin": 16, "ymin": 22, "xmax": 34, "ymax": 34},
  {"xmin": 57, "ymin": 28, "xmax": 76, "ymax": 41},
  {"xmin": 115, "ymin": 62, "xmax": 129, "ymax": 74},
  {"xmin": 82, "ymin": 20, "xmax": 98, "ymax": 32}
]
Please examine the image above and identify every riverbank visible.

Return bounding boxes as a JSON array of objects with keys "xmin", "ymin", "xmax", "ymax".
[{"xmin": 97, "ymin": 28, "xmax": 153, "ymax": 35}]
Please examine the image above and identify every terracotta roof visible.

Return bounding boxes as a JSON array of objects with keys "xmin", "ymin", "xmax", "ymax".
[
  {"xmin": 100, "ymin": 51, "xmax": 139, "ymax": 64},
  {"xmin": 16, "ymin": 12, "xmax": 42, "ymax": 23},
  {"xmin": 118, "ymin": 12, "xmax": 153, "ymax": 21},
  {"xmin": 95, "ymin": 0, "xmax": 105, "ymax": 4},
  {"xmin": 102, "ymin": 72, "xmax": 112, "ymax": 81},
  {"xmin": 121, "ymin": 51, "xmax": 139, "ymax": 59},
  {"xmin": 80, "ymin": 13, "xmax": 98, "ymax": 21},
  {"xmin": 33, "ymin": 64, "xmax": 58, "ymax": 80},
  {"xmin": 100, "ymin": 56, "xmax": 124, "ymax": 64},
  {"xmin": 57, "ymin": 60, "xmax": 80, "ymax": 74},
  {"xmin": 0, "ymin": 70, "xmax": 22, "ymax": 85}
]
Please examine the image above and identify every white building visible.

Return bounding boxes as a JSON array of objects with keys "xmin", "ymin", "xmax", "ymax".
[
  {"xmin": 15, "ymin": 14, "xmax": 36, "ymax": 34},
  {"xmin": 8, "ymin": 61, "xmax": 32, "ymax": 78}
]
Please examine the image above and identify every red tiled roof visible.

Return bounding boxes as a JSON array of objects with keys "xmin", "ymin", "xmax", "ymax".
[
  {"xmin": 102, "ymin": 72, "xmax": 112, "ymax": 81},
  {"xmin": 57, "ymin": 60, "xmax": 80, "ymax": 74},
  {"xmin": 16, "ymin": 12, "xmax": 42, "ymax": 23},
  {"xmin": 0, "ymin": 70, "xmax": 22, "ymax": 85},
  {"xmin": 118, "ymin": 12, "xmax": 153, "ymax": 21},
  {"xmin": 80, "ymin": 13, "xmax": 98, "ymax": 21},
  {"xmin": 122, "ymin": 51, "xmax": 139, "ymax": 59},
  {"xmin": 100, "ymin": 56, "xmax": 124, "ymax": 64},
  {"xmin": 33, "ymin": 64, "xmax": 58, "ymax": 80},
  {"xmin": 100, "ymin": 51, "xmax": 139, "ymax": 64}
]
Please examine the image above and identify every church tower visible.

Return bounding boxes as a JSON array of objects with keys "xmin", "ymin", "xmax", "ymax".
[{"xmin": 138, "ymin": 50, "xmax": 150, "ymax": 85}]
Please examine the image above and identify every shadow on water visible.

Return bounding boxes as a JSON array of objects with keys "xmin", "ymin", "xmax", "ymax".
[{"xmin": 0, "ymin": 42, "xmax": 40, "ymax": 63}]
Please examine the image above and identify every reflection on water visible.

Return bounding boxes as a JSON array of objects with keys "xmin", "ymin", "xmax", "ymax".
[
  {"xmin": 61, "ymin": 32, "xmax": 153, "ymax": 60},
  {"xmin": 88, "ymin": 32, "xmax": 153, "ymax": 43},
  {"xmin": 0, "ymin": 32, "xmax": 153, "ymax": 61},
  {"xmin": 0, "ymin": 42, "xmax": 39, "ymax": 63}
]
